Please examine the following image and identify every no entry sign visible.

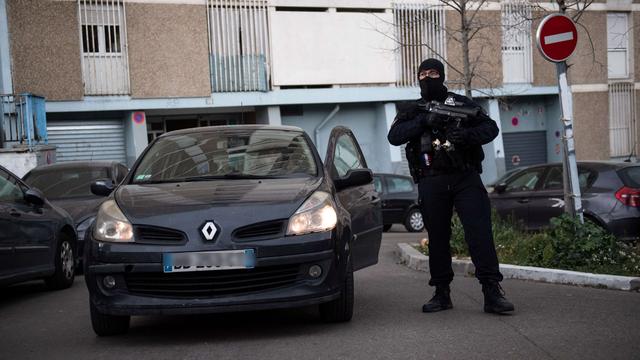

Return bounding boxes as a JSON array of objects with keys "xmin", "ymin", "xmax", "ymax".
[{"xmin": 536, "ymin": 14, "xmax": 578, "ymax": 62}]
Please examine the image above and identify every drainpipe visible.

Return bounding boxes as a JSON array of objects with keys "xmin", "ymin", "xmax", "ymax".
[{"xmin": 314, "ymin": 105, "xmax": 341, "ymax": 154}]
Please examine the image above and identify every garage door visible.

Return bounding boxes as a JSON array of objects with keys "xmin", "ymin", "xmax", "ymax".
[
  {"xmin": 503, "ymin": 131, "xmax": 547, "ymax": 171},
  {"xmin": 47, "ymin": 120, "xmax": 127, "ymax": 163}
]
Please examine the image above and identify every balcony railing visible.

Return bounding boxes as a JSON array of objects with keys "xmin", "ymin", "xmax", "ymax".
[{"xmin": 0, "ymin": 93, "xmax": 48, "ymax": 150}]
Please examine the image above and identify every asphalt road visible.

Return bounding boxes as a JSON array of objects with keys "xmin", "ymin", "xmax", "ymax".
[{"xmin": 1, "ymin": 226, "xmax": 639, "ymax": 360}]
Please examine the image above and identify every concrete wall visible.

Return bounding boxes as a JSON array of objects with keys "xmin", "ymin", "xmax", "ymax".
[
  {"xmin": 573, "ymin": 91, "xmax": 610, "ymax": 160},
  {"xmin": 567, "ymin": 11, "xmax": 608, "ymax": 85},
  {"xmin": 635, "ymin": 12, "xmax": 640, "ymax": 82},
  {"xmin": 281, "ymin": 103, "xmax": 390, "ymax": 172},
  {"xmin": 127, "ymin": 3, "xmax": 211, "ymax": 98},
  {"xmin": 531, "ymin": 12, "xmax": 559, "ymax": 87},
  {"xmin": 270, "ymin": 11, "xmax": 396, "ymax": 86},
  {"xmin": 0, "ymin": 145, "xmax": 56, "ymax": 177},
  {"xmin": 445, "ymin": 10, "xmax": 503, "ymax": 91},
  {"xmin": 7, "ymin": 0, "xmax": 83, "ymax": 100}
]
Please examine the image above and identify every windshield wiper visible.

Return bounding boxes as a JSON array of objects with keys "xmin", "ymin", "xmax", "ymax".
[{"xmin": 181, "ymin": 174, "xmax": 281, "ymax": 182}]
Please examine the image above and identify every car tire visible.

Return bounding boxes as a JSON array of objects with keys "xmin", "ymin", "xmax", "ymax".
[
  {"xmin": 44, "ymin": 234, "xmax": 76, "ymax": 290},
  {"xmin": 319, "ymin": 262, "xmax": 354, "ymax": 323},
  {"xmin": 383, "ymin": 224, "xmax": 392, "ymax": 232},
  {"xmin": 90, "ymin": 302, "xmax": 130, "ymax": 336},
  {"xmin": 404, "ymin": 208, "xmax": 424, "ymax": 232}
]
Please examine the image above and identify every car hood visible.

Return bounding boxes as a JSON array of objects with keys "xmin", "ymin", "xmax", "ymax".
[
  {"xmin": 115, "ymin": 177, "xmax": 323, "ymax": 234},
  {"xmin": 48, "ymin": 197, "xmax": 104, "ymax": 222}
]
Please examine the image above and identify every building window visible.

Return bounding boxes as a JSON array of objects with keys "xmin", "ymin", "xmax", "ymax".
[
  {"xmin": 609, "ymin": 82, "xmax": 636, "ymax": 157},
  {"xmin": 207, "ymin": 0, "xmax": 270, "ymax": 92},
  {"xmin": 78, "ymin": 0, "xmax": 130, "ymax": 95},
  {"xmin": 501, "ymin": 0, "xmax": 533, "ymax": 84},
  {"xmin": 607, "ymin": 13, "xmax": 631, "ymax": 79},
  {"xmin": 393, "ymin": 3, "xmax": 446, "ymax": 87}
]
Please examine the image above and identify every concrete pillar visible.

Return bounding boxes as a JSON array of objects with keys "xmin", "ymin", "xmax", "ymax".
[
  {"xmin": 0, "ymin": 0, "xmax": 12, "ymax": 94},
  {"xmin": 480, "ymin": 98, "xmax": 504, "ymax": 184},
  {"xmin": 256, "ymin": 106, "xmax": 281, "ymax": 125},
  {"xmin": 381, "ymin": 102, "xmax": 401, "ymax": 172},
  {"xmin": 124, "ymin": 111, "xmax": 149, "ymax": 167}
]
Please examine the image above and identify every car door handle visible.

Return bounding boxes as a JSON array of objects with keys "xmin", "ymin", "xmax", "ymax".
[
  {"xmin": 9, "ymin": 209, "xmax": 21, "ymax": 217},
  {"xmin": 517, "ymin": 199, "xmax": 530, "ymax": 204}
]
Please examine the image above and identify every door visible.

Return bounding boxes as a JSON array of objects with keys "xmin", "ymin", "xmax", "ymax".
[
  {"xmin": 528, "ymin": 166, "xmax": 565, "ymax": 230},
  {"xmin": 490, "ymin": 166, "xmax": 546, "ymax": 228},
  {"xmin": 47, "ymin": 119, "xmax": 127, "ymax": 163},
  {"xmin": 0, "ymin": 169, "xmax": 24, "ymax": 279},
  {"xmin": 325, "ymin": 127, "xmax": 382, "ymax": 271},
  {"xmin": 382, "ymin": 175, "xmax": 417, "ymax": 224},
  {"xmin": 0, "ymin": 168, "xmax": 55, "ymax": 275}
]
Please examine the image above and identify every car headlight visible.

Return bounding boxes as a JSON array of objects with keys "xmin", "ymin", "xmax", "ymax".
[
  {"xmin": 93, "ymin": 200, "xmax": 134, "ymax": 242},
  {"xmin": 76, "ymin": 216, "xmax": 96, "ymax": 241},
  {"xmin": 287, "ymin": 191, "xmax": 337, "ymax": 236}
]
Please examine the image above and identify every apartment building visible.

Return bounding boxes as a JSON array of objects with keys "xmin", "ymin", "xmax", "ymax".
[{"xmin": 0, "ymin": 0, "xmax": 638, "ymax": 183}]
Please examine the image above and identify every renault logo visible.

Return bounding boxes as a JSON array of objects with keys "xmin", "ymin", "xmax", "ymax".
[{"xmin": 201, "ymin": 221, "xmax": 218, "ymax": 241}]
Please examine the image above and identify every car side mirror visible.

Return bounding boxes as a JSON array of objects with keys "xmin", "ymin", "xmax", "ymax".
[
  {"xmin": 91, "ymin": 179, "xmax": 115, "ymax": 197},
  {"xmin": 334, "ymin": 169, "xmax": 373, "ymax": 191},
  {"xmin": 24, "ymin": 188, "xmax": 45, "ymax": 206},
  {"xmin": 494, "ymin": 183, "xmax": 507, "ymax": 194}
]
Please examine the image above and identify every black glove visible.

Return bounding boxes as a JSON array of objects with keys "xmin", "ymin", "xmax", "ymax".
[
  {"xmin": 396, "ymin": 102, "xmax": 420, "ymax": 121},
  {"xmin": 421, "ymin": 112, "xmax": 444, "ymax": 129},
  {"xmin": 447, "ymin": 127, "xmax": 468, "ymax": 144}
]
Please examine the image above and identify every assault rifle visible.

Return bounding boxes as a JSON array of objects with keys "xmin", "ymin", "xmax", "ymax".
[{"xmin": 418, "ymin": 100, "xmax": 480, "ymax": 129}]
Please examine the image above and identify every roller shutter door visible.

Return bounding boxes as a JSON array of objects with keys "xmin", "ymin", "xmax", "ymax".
[
  {"xmin": 47, "ymin": 120, "xmax": 127, "ymax": 163},
  {"xmin": 503, "ymin": 131, "xmax": 547, "ymax": 171}
]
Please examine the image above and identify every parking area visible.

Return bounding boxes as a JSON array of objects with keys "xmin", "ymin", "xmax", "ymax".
[{"xmin": 1, "ymin": 231, "xmax": 638, "ymax": 360}]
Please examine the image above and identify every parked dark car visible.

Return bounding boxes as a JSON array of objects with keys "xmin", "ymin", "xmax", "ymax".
[
  {"xmin": 373, "ymin": 173, "xmax": 423, "ymax": 232},
  {"xmin": 23, "ymin": 161, "xmax": 128, "ymax": 259},
  {"xmin": 84, "ymin": 125, "xmax": 382, "ymax": 335},
  {"xmin": 489, "ymin": 161, "xmax": 640, "ymax": 241},
  {"xmin": 0, "ymin": 165, "xmax": 76, "ymax": 289}
]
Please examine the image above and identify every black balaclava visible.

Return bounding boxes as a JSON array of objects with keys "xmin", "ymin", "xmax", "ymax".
[{"xmin": 418, "ymin": 58, "xmax": 448, "ymax": 102}]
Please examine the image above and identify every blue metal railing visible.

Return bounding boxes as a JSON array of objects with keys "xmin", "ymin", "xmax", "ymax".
[{"xmin": 0, "ymin": 93, "xmax": 47, "ymax": 150}]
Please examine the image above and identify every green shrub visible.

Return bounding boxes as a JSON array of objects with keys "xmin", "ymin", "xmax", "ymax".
[{"xmin": 416, "ymin": 211, "xmax": 640, "ymax": 276}]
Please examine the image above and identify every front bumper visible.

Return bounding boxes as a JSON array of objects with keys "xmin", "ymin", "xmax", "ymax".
[{"xmin": 85, "ymin": 233, "xmax": 346, "ymax": 316}]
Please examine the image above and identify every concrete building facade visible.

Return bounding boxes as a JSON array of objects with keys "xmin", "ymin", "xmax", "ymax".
[{"xmin": 1, "ymin": 0, "xmax": 638, "ymax": 183}]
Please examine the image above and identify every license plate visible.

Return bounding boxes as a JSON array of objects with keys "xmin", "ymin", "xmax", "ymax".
[{"xmin": 162, "ymin": 249, "xmax": 255, "ymax": 273}]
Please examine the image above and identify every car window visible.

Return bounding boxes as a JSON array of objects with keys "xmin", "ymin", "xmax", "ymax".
[
  {"xmin": 619, "ymin": 166, "xmax": 640, "ymax": 188},
  {"xmin": 0, "ymin": 168, "xmax": 25, "ymax": 203},
  {"xmin": 387, "ymin": 176, "xmax": 413, "ymax": 194},
  {"xmin": 23, "ymin": 167, "xmax": 109, "ymax": 199},
  {"xmin": 505, "ymin": 168, "xmax": 544, "ymax": 192},
  {"xmin": 116, "ymin": 164, "xmax": 129, "ymax": 183},
  {"xmin": 333, "ymin": 134, "xmax": 365, "ymax": 177},
  {"xmin": 132, "ymin": 129, "xmax": 317, "ymax": 183},
  {"xmin": 542, "ymin": 167, "xmax": 563, "ymax": 190},
  {"xmin": 542, "ymin": 166, "xmax": 597, "ymax": 191},
  {"xmin": 373, "ymin": 176, "xmax": 383, "ymax": 193}
]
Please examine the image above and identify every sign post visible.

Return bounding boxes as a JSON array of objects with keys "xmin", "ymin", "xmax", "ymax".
[{"xmin": 536, "ymin": 13, "xmax": 583, "ymax": 221}]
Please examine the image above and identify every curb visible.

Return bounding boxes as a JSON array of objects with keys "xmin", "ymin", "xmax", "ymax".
[{"xmin": 395, "ymin": 243, "xmax": 640, "ymax": 292}]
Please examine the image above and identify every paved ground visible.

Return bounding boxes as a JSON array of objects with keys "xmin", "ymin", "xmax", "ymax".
[{"xmin": 1, "ymin": 226, "xmax": 639, "ymax": 360}]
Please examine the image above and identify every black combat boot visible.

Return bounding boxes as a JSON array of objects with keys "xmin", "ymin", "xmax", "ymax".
[
  {"xmin": 482, "ymin": 281, "xmax": 514, "ymax": 314},
  {"xmin": 422, "ymin": 285, "xmax": 453, "ymax": 313}
]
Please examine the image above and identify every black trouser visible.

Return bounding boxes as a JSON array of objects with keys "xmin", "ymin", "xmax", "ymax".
[{"xmin": 418, "ymin": 169, "xmax": 503, "ymax": 286}]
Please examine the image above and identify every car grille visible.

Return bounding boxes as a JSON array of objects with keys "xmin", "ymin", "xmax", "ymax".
[
  {"xmin": 233, "ymin": 220, "xmax": 285, "ymax": 240},
  {"xmin": 135, "ymin": 226, "xmax": 186, "ymax": 244},
  {"xmin": 124, "ymin": 264, "xmax": 302, "ymax": 298}
]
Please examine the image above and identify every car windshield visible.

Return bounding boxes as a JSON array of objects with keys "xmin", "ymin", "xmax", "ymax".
[
  {"xmin": 23, "ymin": 167, "xmax": 109, "ymax": 199},
  {"xmin": 132, "ymin": 128, "xmax": 318, "ymax": 183}
]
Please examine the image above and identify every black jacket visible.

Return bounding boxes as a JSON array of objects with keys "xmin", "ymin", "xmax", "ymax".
[{"xmin": 387, "ymin": 93, "xmax": 499, "ymax": 178}]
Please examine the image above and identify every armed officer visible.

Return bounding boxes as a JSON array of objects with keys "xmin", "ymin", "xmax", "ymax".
[{"xmin": 388, "ymin": 58, "xmax": 514, "ymax": 314}]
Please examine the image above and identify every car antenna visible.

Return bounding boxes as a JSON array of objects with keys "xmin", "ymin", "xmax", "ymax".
[{"xmin": 624, "ymin": 140, "xmax": 636, "ymax": 162}]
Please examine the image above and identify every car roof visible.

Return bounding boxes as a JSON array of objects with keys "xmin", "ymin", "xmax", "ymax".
[
  {"xmin": 26, "ymin": 161, "xmax": 120, "ymax": 172},
  {"xmin": 159, "ymin": 124, "xmax": 305, "ymax": 138}
]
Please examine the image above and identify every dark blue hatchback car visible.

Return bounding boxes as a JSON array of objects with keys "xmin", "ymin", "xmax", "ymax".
[{"xmin": 84, "ymin": 125, "xmax": 382, "ymax": 335}]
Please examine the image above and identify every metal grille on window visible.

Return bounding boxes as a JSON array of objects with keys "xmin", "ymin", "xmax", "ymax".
[
  {"xmin": 501, "ymin": 0, "xmax": 532, "ymax": 84},
  {"xmin": 77, "ymin": 0, "xmax": 130, "ymax": 95},
  {"xmin": 609, "ymin": 82, "xmax": 636, "ymax": 157},
  {"xmin": 207, "ymin": 0, "xmax": 270, "ymax": 92},
  {"xmin": 392, "ymin": 3, "xmax": 446, "ymax": 87}
]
